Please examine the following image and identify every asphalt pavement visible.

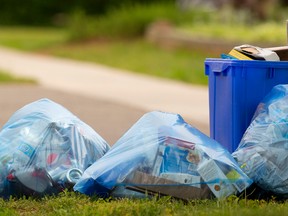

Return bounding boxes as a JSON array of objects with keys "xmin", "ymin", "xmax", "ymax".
[{"xmin": 0, "ymin": 46, "xmax": 210, "ymax": 144}]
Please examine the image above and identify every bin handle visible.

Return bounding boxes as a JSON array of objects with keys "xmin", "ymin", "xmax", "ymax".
[{"xmin": 210, "ymin": 63, "xmax": 230, "ymax": 75}]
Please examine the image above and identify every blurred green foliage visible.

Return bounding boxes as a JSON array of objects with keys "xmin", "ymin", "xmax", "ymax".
[
  {"xmin": 0, "ymin": 0, "xmax": 173, "ymax": 26},
  {"xmin": 67, "ymin": 3, "xmax": 176, "ymax": 40},
  {"xmin": 66, "ymin": 2, "xmax": 288, "ymax": 44},
  {"xmin": 67, "ymin": 2, "xmax": 211, "ymax": 40},
  {"xmin": 0, "ymin": 2, "xmax": 287, "ymax": 86},
  {"xmin": 0, "ymin": 3, "xmax": 286, "ymax": 86}
]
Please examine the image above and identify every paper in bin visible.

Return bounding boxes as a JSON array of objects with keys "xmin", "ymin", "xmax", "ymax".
[{"xmin": 74, "ymin": 111, "xmax": 252, "ymax": 199}]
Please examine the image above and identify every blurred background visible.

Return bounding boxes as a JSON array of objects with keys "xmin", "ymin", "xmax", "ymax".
[
  {"xmin": 0, "ymin": 0, "xmax": 287, "ymax": 85},
  {"xmin": 0, "ymin": 0, "xmax": 287, "ymax": 144}
]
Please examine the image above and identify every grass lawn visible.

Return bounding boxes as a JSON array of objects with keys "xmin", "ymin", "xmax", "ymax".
[
  {"xmin": 0, "ymin": 26, "xmax": 217, "ymax": 86},
  {"xmin": 0, "ymin": 70, "xmax": 36, "ymax": 84},
  {"xmin": 41, "ymin": 39, "xmax": 213, "ymax": 85},
  {"xmin": 0, "ymin": 26, "xmax": 67, "ymax": 51},
  {"xmin": 1, "ymin": 192, "xmax": 288, "ymax": 216},
  {"xmin": 0, "ymin": 22, "xmax": 286, "ymax": 86},
  {"xmin": 177, "ymin": 22, "xmax": 287, "ymax": 46}
]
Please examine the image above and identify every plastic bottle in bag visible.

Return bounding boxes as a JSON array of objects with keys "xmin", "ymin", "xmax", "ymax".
[{"xmin": 11, "ymin": 126, "xmax": 44, "ymax": 170}]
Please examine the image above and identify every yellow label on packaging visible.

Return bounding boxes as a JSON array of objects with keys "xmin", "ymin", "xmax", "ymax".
[{"xmin": 229, "ymin": 49, "xmax": 252, "ymax": 60}]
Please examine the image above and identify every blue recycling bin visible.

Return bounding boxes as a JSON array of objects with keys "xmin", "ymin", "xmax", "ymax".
[{"xmin": 205, "ymin": 58, "xmax": 288, "ymax": 153}]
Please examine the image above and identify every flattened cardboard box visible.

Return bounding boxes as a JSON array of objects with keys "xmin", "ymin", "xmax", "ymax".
[{"xmin": 126, "ymin": 171, "xmax": 214, "ymax": 200}]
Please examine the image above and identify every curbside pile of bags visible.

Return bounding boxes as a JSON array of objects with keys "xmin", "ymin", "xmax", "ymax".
[{"xmin": 1, "ymin": 92, "xmax": 288, "ymax": 200}]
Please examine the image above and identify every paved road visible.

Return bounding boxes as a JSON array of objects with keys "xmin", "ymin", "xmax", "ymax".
[
  {"xmin": 0, "ymin": 85, "xmax": 148, "ymax": 145},
  {"xmin": 0, "ymin": 47, "xmax": 210, "ymax": 144}
]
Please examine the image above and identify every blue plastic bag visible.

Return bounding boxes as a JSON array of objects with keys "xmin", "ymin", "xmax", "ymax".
[
  {"xmin": 74, "ymin": 111, "xmax": 252, "ymax": 199},
  {"xmin": 233, "ymin": 84, "xmax": 288, "ymax": 197},
  {"xmin": 0, "ymin": 98, "xmax": 110, "ymax": 197}
]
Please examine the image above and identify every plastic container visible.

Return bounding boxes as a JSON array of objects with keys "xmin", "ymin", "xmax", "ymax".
[{"xmin": 205, "ymin": 58, "xmax": 288, "ymax": 153}]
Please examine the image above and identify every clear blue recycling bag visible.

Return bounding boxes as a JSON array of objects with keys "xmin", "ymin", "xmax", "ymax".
[
  {"xmin": 74, "ymin": 111, "xmax": 252, "ymax": 199},
  {"xmin": 0, "ymin": 98, "xmax": 110, "ymax": 197},
  {"xmin": 233, "ymin": 84, "xmax": 288, "ymax": 196}
]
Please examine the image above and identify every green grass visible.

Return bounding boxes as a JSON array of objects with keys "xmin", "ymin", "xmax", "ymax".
[
  {"xmin": 0, "ymin": 21, "xmax": 286, "ymax": 86},
  {"xmin": 1, "ymin": 192, "xmax": 288, "ymax": 216},
  {"xmin": 0, "ymin": 26, "xmax": 68, "ymax": 51},
  {"xmin": 0, "ymin": 10, "xmax": 286, "ymax": 85},
  {"xmin": 41, "ymin": 39, "xmax": 212, "ymax": 85},
  {"xmin": 178, "ymin": 21, "xmax": 287, "ymax": 46},
  {"xmin": 0, "ymin": 26, "xmax": 212, "ymax": 85},
  {"xmin": 0, "ymin": 70, "xmax": 36, "ymax": 84}
]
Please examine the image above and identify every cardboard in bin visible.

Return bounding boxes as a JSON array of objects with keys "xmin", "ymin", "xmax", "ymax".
[
  {"xmin": 205, "ymin": 58, "xmax": 288, "ymax": 152},
  {"xmin": 125, "ymin": 171, "xmax": 213, "ymax": 200},
  {"xmin": 268, "ymin": 46, "xmax": 288, "ymax": 61}
]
